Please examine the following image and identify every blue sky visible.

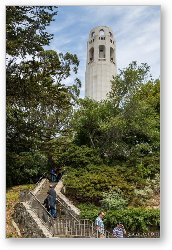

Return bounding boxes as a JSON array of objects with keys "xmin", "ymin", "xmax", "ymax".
[{"xmin": 46, "ymin": 5, "xmax": 160, "ymax": 98}]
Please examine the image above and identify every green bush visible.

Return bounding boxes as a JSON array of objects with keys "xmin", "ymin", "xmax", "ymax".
[
  {"xmin": 147, "ymin": 173, "xmax": 160, "ymax": 194},
  {"xmin": 100, "ymin": 188, "xmax": 128, "ymax": 210},
  {"xmin": 104, "ymin": 208, "xmax": 160, "ymax": 233},
  {"xmin": 78, "ymin": 203, "xmax": 160, "ymax": 233},
  {"xmin": 77, "ymin": 203, "xmax": 100, "ymax": 221},
  {"xmin": 53, "ymin": 144, "xmax": 103, "ymax": 168},
  {"xmin": 64, "ymin": 165, "xmax": 134, "ymax": 204}
]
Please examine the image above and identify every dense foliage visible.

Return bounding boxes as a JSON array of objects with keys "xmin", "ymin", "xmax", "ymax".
[
  {"xmin": 105, "ymin": 208, "xmax": 160, "ymax": 232},
  {"xmin": 64, "ymin": 164, "xmax": 160, "ymax": 208},
  {"xmin": 72, "ymin": 65, "xmax": 159, "ymax": 168},
  {"xmin": 6, "ymin": 6, "xmax": 81, "ymax": 186},
  {"xmin": 50, "ymin": 143, "xmax": 103, "ymax": 168},
  {"xmin": 78, "ymin": 203, "xmax": 160, "ymax": 233},
  {"xmin": 63, "ymin": 63, "xmax": 160, "ymax": 207},
  {"xmin": 100, "ymin": 188, "xmax": 128, "ymax": 210},
  {"xmin": 64, "ymin": 165, "xmax": 134, "ymax": 203}
]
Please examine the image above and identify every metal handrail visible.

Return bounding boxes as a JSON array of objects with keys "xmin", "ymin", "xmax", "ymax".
[
  {"xmin": 29, "ymin": 191, "xmax": 55, "ymax": 236},
  {"xmin": 56, "ymin": 196, "xmax": 112, "ymax": 238},
  {"xmin": 54, "ymin": 217, "xmax": 95, "ymax": 237}
]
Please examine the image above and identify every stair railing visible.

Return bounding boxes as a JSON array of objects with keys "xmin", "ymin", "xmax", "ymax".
[
  {"xmin": 22, "ymin": 179, "xmax": 112, "ymax": 238},
  {"xmin": 56, "ymin": 197, "xmax": 112, "ymax": 238},
  {"xmin": 56, "ymin": 197, "xmax": 97, "ymax": 237},
  {"xmin": 28, "ymin": 191, "xmax": 55, "ymax": 236}
]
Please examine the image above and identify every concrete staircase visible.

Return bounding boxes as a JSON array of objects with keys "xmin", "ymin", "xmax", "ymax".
[{"xmin": 30, "ymin": 179, "xmax": 96, "ymax": 238}]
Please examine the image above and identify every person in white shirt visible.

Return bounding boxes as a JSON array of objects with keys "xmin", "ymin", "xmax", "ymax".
[{"xmin": 95, "ymin": 211, "xmax": 105, "ymax": 238}]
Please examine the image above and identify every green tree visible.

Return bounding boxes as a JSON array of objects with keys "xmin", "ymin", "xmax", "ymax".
[
  {"xmin": 71, "ymin": 62, "xmax": 159, "ymax": 172},
  {"xmin": 6, "ymin": 6, "xmax": 58, "ymax": 57},
  {"xmin": 123, "ymin": 79, "xmax": 160, "ymax": 178},
  {"xmin": 109, "ymin": 61, "xmax": 151, "ymax": 108},
  {"xmin": 6, "ymin": 6, "xmax": 81, "ymax": 186}
]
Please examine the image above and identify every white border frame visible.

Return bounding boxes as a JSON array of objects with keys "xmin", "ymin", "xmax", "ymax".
[{"xmin": 1, "ymin": 0, "xmax": 171, "ymax": 249}]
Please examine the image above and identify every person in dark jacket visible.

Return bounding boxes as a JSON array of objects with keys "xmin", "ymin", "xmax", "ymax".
[
  {"xmin": 47, "ymin": 191, "xmax": 57, "ymax": 218},
  {"xmin": 50, "ymin": 169, "xmax": 57, "ymax": 182},
  {"xmin": 48, "ymin": 184, "xmax": 57, "ymax": 200},
  {"xmin": 48, "ymin": 185, "xmax": 57, "ymax": 217}
]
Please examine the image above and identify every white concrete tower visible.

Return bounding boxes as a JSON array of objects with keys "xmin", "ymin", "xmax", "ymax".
[{"xmin": 85, "ymin": 26, "xmax": 117, "ymax": 101}]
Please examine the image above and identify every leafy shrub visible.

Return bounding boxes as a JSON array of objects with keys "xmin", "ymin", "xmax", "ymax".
[
  {"xmin": 77, "ymin": 203, "xmax": 100, "ymax": 221},
  {"xmin": 104, "ymin": 208, "xmax": 160, "ymax": 233},
  {"xmin": 146, "ymin": 173, "xmax": 160, "ymax": 194},
  {"xmin": 131, "ymin": 173, "xmax": 160, "ymax": 207},
  {"xmin": 64, "ymin": 165, "xmax": 134, "ymax": 204},
  {"xmin": 100, "ymin": 188, "xmax": 128, "ymax": 210},
  {"xmin": 78, "ymin": 203, "xmax": 160, "ymax": 233},
  {"xmin": 53, "ymin": 144, "xmax": 103, "ymax": 168},
  {"xmin": 134, "ymin": 186, "xmax": 153, "ymax": 206}
]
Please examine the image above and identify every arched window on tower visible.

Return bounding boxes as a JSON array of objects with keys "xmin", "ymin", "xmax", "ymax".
[
  {"xmin": 91, "ymin": 31, "xmax": 95, "ymax": 38},
  {"xmin": 99, "ymin": 29, "xmax": 105, "ymax": 37},
  {"xmin": 109, "ymin": 32, "xmax": 113, "ymax": 38},
  {"xmin": 110, "ymin": 47, "xmax": 115, "ymax": 62},
  {"xmin": 99, "ymin": 45, "xmax": 105, "ymax": 59},
  {"xmin": 89, "ymin": 47, "xmax": 94, "ymax": 63}
]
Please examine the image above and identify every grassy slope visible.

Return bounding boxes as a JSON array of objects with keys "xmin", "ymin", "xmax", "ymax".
[{"xmin": 6, "ymin": 184, "xmax": 35, "ymax": 238}]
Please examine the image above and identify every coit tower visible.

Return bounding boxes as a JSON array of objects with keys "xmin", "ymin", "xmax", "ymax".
[{"xmin": 85, "ymin": 26, "xmax": 117, "ymax": 101}]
